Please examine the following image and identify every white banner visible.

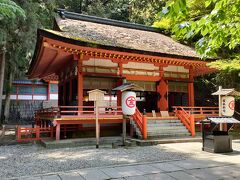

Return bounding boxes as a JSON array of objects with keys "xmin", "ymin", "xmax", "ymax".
[{"xmin": 222, "ymin": 96, "xmax": 235, "ymax": 116}]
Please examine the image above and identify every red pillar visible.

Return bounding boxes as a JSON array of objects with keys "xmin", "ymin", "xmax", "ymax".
[
  {"xmin": 58, "ymin": 83, "xmax": 61, "ymax": 106},
  {"xmin": 117, "ymin": 79, "xmax": 122, "ymax": 107},
  {"xmin": 188, "ymin": 82, "xmax": 194, "ymax": 106},
  {"xmin": 117, "ymin": 62, "xmax": 123, "ymax": 107},
  {"xmin": 188, "ymin": 67, "xmax": 194, "ymax": 107},
  {"xmin": 47, "ymin": 82, "xmax": 50, "ymax": 101},
  {"xmin": 69, "ymin": 78, "xmax": 72, "ymax": 103},
  {"xmin": 157, "ymin": 78, "xmax": 168, "ymax": 111},
  {"xmin": 63, "ymin": 81, "xmax": 66, "ymax": 106},
  {"xmin": 78, "ymin": 54, "xmax": 83, "ymax": 107},
  {"xmin": 56, "ymin": 124, "xmax": 60, "ymax": 141},
  {"xmin": 142, "ymin": 115, "xmax": 147, "ymax": 140}
]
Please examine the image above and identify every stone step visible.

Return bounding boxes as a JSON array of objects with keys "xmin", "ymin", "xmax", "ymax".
[
  {"xmin": 147, "ymin": 126, "xmax": 187, "ymax": 130},
  {"xmin": 147, "ymin": 120, "xmax": 180, "ymax": 124},
  {"xmin": 135, "ymin": 129, "xmax": 190, "ymax": 136},
  {"xmin": 148, "ymin": 130, "xmax": 189, "ymax": 135},
  {"xmin": 148, "ymin": 128, "xmax": 188, "ymax": 132},
  {"xmin": 138, "ymin": 133, "xmax": 191, "ymax": 139},
  {"xmin": 147, "ymin": 123, "xmax": 183, "ymax": 127},
  {"xmin": 134, "ymin": 124, "xmax": 188, "ymax": 133},
  {"xmin": 131, "ymin": 119, "xmax": 191, "ymax": 140},
  {"xmin": 136, "ymin": 128, "xmax": 189, "ymax": 135},
  {"xmin": 145, "ymin": 133, "xmax": 192, "ymax": 139}
]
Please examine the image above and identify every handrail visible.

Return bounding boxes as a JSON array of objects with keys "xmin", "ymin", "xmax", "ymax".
[
  {"xmin": 174, "ymin": 107, "xmax": 195, "ymax": 137},
  {"xmin": 132, "ymin": 108, "xmax": 147, "ymax": 139},
  {"xmin": 173, "ymin": 106, "xmax": 219, "ymax": 117},
  {"xmin": 35, "ymin": 105, "xmax": 123, "ymax": 120},
  {"xmin": 16, "ymin": 126, "xmax": 54, "ymax": 142}
]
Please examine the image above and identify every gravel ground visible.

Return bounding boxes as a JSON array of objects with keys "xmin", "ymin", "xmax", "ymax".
[{"xmin": 0, "ymin": 144, "xmax": 187, "ymax": 178}]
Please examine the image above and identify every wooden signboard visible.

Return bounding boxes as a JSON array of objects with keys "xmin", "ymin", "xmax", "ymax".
[
  {"xmin": 88, "ymin": 89, "xmax": 105, "ymax": 101},
  {"xmin": 88, "ymin": 89, "xmax": 105, "ymax": 148}
]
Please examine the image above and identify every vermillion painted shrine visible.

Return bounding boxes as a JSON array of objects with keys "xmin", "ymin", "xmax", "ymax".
[{"xmin": 20, "ymin": 9, "xmax": 219, "ymax": 142}]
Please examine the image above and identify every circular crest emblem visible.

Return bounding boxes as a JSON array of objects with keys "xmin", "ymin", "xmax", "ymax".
[
  {"xmin": 125, "ymin": 96, "xmax": 136, "ymax": 108},
  {"xmin": 228, "ymin": 100, "xmax": 235, "ymax": 110}
]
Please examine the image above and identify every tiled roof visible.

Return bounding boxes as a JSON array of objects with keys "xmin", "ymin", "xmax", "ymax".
[
  {"xmin": 52, "ymin": 11, "xmax": 198, "ymax": 58},
  {"xmin": 212, "ymin": 88, "xmax": 240, "ymax": 96}
]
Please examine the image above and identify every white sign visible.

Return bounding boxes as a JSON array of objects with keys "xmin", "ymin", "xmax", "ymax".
[
  {"xmin": 122, "ymin": 91, "xmax": 136, "ymax": 115},
  {"xmin": 222, "ymin": 96, "xmax": 235, "ymax": 116}
]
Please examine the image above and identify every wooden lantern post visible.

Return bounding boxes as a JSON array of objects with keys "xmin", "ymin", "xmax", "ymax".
[
  {"xmin": 112, "ymin": 83, "xmax": 144, "ymax": 145},
  {"xmin": 88, "ymin": 89, "xmax": 105, "ymax": 148}
]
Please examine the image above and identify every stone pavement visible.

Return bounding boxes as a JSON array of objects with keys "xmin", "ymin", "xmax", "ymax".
[
  {"xmin": 6, "ymin": 141, "xmax": 240, "ymax": 180},
  {"xmin": 11, "ymin": 159, "xmax": 239, "ymax": 180}
]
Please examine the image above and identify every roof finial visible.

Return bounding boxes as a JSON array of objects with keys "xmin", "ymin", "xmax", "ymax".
[{"xmin": 56, "ymin": 8, "xmax": 66, "ymax": 19}]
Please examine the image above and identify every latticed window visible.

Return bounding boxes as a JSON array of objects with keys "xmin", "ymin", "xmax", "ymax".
[
  {"xmin": 50, "ymin": 84, "xmax": 58, "ymax": 93},
  {"xmin": 34, "ymin": 87, "xmax": 47, "ymax": 95},
  {"xmin": 18, "ymin": 86, "xmax": 32, "ymax": 94}
]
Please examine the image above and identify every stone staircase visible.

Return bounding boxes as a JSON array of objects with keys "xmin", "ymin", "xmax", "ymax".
[{"xmin": 131, "ymin": 118, "xmax": 191, "ymax": 139}]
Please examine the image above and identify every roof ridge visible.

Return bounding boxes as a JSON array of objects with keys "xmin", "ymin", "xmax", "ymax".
[{"xmin": 55, "ymin": 8, "xmax": 163, "ymax": 33}]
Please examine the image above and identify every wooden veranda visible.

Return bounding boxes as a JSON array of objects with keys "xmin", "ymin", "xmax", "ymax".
[{"xmin": 16, "ymin": 105, "xmax": 219, "ymax": 141}]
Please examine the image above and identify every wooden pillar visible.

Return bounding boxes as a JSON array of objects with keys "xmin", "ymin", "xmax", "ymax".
[
  {"xmin": 58, "ymin": 83, "xmax": 61, "ymax": 106},
  {"xmin": 188, "ymin": 67, "xmax": 194, "ymax": 106},
  {"xmin": 122, "ymin": 117, "xmax": 126, "ymax": 145},
  {"xmin": 69, "ymin": 78, "xmax": 72, "ymax": 102},
  {"xmin": 157, "ymin": 79, "xmax": 168, "ymax": 111},
  {"xmin": 47, "ymin": 82, "xmax": 51, "ymax": 101},
  {"xmin": 56, "ymin": 124, "xmax": 60, "ymax": 141},
  {"xmin": 188, "ymin": 83, "xmax": 194, "ymax": 106},
  {"xmin": 78, "ymin": 54, "xmax": 83, "ymax": 108},
  {"xmin": 157, "ymin": 66, "xmax": 168, "ymax": 111},
  {"xmin": 50, "ymin": 126, "xmax": 54, "ymax": 139},
  {"xmin": 63, "ymin": 81, "xmax": 66, "ymax": 105},
  {"xmin": 64, "ymin": 125, "xmax": 67, "ymax": 138},
  {"xmin": 117, "ymin": 79, "xmax": 122, "ymax": 106},
  {"xmin": 130, "ymin": 124, "xmax": 134, "ymax": 137},
  {"xmin": 142, "ymin": 115, "xmax": 147, "ymax": 140}
]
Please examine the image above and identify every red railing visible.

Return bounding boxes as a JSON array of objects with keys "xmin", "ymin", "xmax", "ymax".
[
  {"xmin": 173, "ymin": 106, "xmax": 219, "ymax": 136},
  {"xmin": 173, "ymin": 106, "xmax": 219, "ymax": 119},
  {"xmin": 174, "ymin": 107, "xmax": 195, "ymax": 137},
  {"xmin": 16, "ymin": 126, "xmax": 54, "ymax": 142},
  {"xmin": 59, "ymin": 106, "xmax": 122, "ymax": 118},
  {"xmin": 35, "ymin": 105, "xmax": 122, "ymax": 120},
  {"xmin": 132, "ymin": 108, "xmax": 147, "ymax": 140}
]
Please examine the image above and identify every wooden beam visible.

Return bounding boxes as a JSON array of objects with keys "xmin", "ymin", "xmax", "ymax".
[
  {"xmin": 124, "ymin": 75, "xmax": 160, "ymax": 81},
  {"xmin": 78, "ymin": 54, "xmax": 83, "ymax": 108},
  {"xmin": 40, "ymin": 51, "xmax": 58, "ymax": 78},
  {"xmin": 118, "ymin": 62, "xmax": 123, "ymax": 77},
  {"xmin": 47, "ymin": 38, "xmax": 208, "ymax": 67}
]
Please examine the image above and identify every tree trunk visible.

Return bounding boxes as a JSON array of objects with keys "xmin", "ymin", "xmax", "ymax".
[
  {"xmin": 4, "ymin": 70, "xmax": 13, "ymax": 123},
  {"xmin": 0, "ymin": 44, "xmax": 6, "ymax": 123}
]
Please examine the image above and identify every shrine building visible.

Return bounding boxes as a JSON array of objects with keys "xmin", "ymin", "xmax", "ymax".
[{"xmin": 24, "ymin": 9, "xmax": 218, "ymax": 141}]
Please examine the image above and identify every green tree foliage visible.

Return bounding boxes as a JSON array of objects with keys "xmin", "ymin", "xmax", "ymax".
[
  {"xmin": 56, "ymin": 0, "xmax": 166, "ymax": 25},
  {"xmin": 0, "ymin": 0, "xmax": 25, "ymax": 19},
  {"xmin": 0, "ymin": 0, "xmax": 25, "ymax": 42},
  {"xmin": 0, "ymin": 0, "xmax": 55, "ymax": 122},
  {"xmin": 154, "ymin": 0, "xmax": 240, "ymax": 109},
  {"xmin": 129, "ymin": 0, "xmax": 166, "ymax": 26},
  {"xmin": 154, "ymin": 0, "xmax": 240, "ymax": 70},
  {"xmin": 4, "ymin": 0, "xmax": 55, "ymax": 77},
  {"xmin": 56, "ymin": 0, "xmax": 130, "ymax": 21},
  {"xmin": 0, "ymin": 0, "xmax": 26, "ymax": 121}
]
